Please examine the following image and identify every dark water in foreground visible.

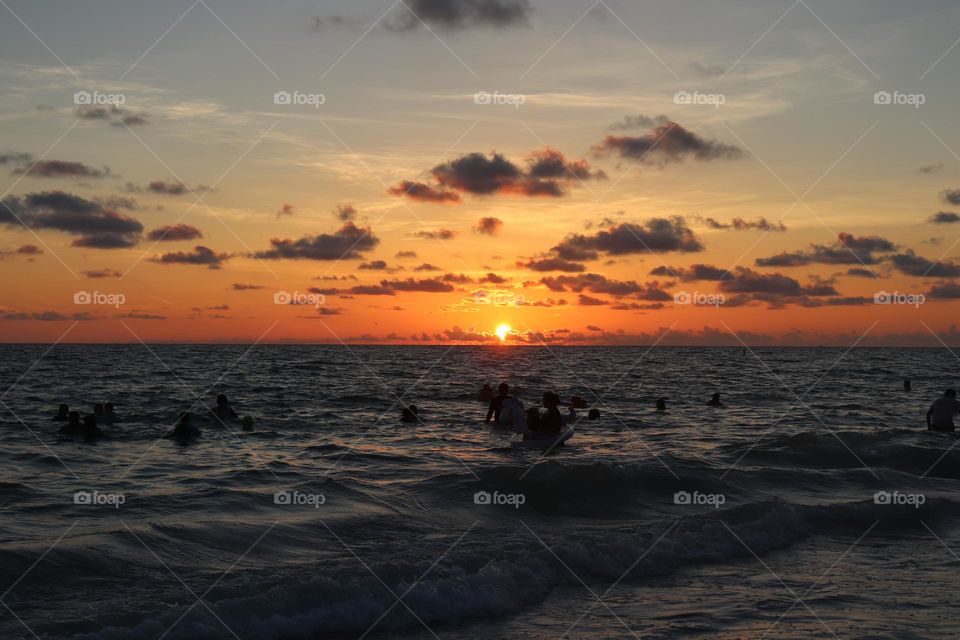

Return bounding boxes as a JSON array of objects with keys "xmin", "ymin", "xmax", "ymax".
[{"xmin": 1, "ymin": 345, "xmax": 960, "ymax": 639}]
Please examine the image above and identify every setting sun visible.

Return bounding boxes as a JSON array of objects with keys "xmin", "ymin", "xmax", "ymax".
[{"xmin": 495, "ymin": 324, "xmax": 511, "ymax": 341}]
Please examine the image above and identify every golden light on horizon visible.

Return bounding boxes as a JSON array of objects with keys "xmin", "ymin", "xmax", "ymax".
[{"xmin": 495, "ymin": 323, "xmax": 511, "ymax": 341}]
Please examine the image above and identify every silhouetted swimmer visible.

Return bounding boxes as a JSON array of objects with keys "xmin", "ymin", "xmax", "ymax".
[
  {"xmin": 58, "ymin": 411, "xmax": 82, "ymax": 435},
  {"xmin": 241, "ymin": 415, "xmax": 254, "ymax": 431},
  {"xmin": 485, "ymin": 383, "xmax": 512, "ymax": 423},
  {"xmin": 169, "ymin": 412, "xmax": 201, "ymax": 440},
  {"xmin": 104, "ymin": 402, "xmax": 119, "ymax": 423},
  {"xmin": 211, "ymin": 394, "xmax": 238, "ymax": 421},
  {"xmin": 81, "ymin": 415, "xmax": 104, "ymax": 440},
  {"xmin": 94, "ymin": 404, "xmax": 105, "ymax": 419},
  {"xmin": 656, "ymin": 398, "xmax": 668, "ymax": 412},
  {"xmin": 53, "ymin": 404, "xmax": 69, "ymax": 421},
  {"xmin": 706, "ymin": 393, "xmax": 723, "ymax": 407},
  {"xmin": 526, "ymin": 406, "xmax": 542, "ymax": 432},
  {"xmin": 479, "ymin": 384, "xmax": 493, "ymax": 401},
  {"xmin": 904, "ymin": 379, "xmax": 912, "ymax": 392},
  {"xmin": 588, "ymin": 408, "xmax": 600, "ymax": 420},
  {"xmin": 927, "ymin": 389, "xmax": 960, "ymax": 432},
  {"xmin": 401, "ymin": 405, "xmax": 419, "ymax": 423}
]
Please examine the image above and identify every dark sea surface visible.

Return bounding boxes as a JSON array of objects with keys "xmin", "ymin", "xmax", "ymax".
[{"xmin": 1, "ymin": 345, "xmax": 960, "ymax": 639}]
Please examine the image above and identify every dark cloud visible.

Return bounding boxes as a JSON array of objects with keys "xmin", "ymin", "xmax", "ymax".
[
  {"xmin": 412, "ymin": 228, "xmax": 457, "ymax": 240},
  {"xmin": 334, "ymin": 203, "xmax": 357, "ymax": 221},
  {"xmin": 941, "ymin": 189, "xmax": 960, "ymax": 206},
  {"xmin": 541, "ymin": 273, "xmax": 671, "ymax": 300},
  {"xmin": 889, "ymin": 251, "xmax": 960, "ymax": 278},
  {"xmin": 76, "ymin": 105, "xmax": 149, "ymax": 127},
  {"xmin": 151, "ymin": 245, "xmax": 231, "ymax": 269},
  {"xmin": 846, "ymin": 267, "xmax": 879, "ymax": 279},
  {"xmin": 553, "ymin": 217, "xmax": 703, "ymax": 259},
  {"xmin": 0, "ymin": 310, "xmax": 95, "ymax": 322},
  {"xmin": 650, "ymin": 263, "xmax": 726, "ymax": 281},
  {"xmin": 0, "ymin": 152, "xmax": 33, "ymax": 165},
  {"xmin": 525, "ymin": 257, "xmax": 586, "ymax": 272},
  {"xmin": 119, "ymin": 312, "xmax": 166, "ymax": 320},
  {"xmin": 380, "ymin": 277, "xmax": 455, "ymax": 293},
  {"xmin": 927, "ymin": 282, "xmax": 960, "ymax": 299},
  {"xmin": 95, "ymin": 196, "xmax": 138, "ymax": 211},
  {"xmin": 608, "ymin": 114, "xmax": 670, "ymax": 131},
  {"xmin": 359, "ymin": 260, "xmax": 400, "ymax": 272},
  {"xmin": 525, "ymin": 148, "xmax": 606, "ymax": 182},
  {"xmin": 480, "ymin": 272, "xmax": 507, "ymax": 284},
  {"xmin": 16, "ymin": 244, "xmax": 41, "ymax": 255},
  {"xmin": 474, "ymin": 216, "xmax": 503, "ymax": 235},
  {"xmin": 232, "ymin": 283, "xmax": 265, "ymax": 290},
  {"xmin": 414, "ymin": 263, "xmax": 442, "ymax": 271},
  {"xmin": 578, "ymin": 294, "xmax": 607, "ymax": 306},
  {"xmin": 396, "ymin": 250, "xmax": 418, "ymax": 258},
  {"xmin": 593, "ymin": 120, "xmax": 742, "ymax": 165},
  {"xmin": 146, "ymin": 224, "xmax": 203, "ymax": 242},
  {"xmin": 278, "ymin": 203, "xmax": 295, "ymax": 217},
  {"xmin": 126, "ymin": 180, "xmax": 210, "ymax": 196},
  {"xmin": 930, "ymin": 211, "xmax": 960, "ymax": 224},
  {"xmin": 13, "ymin": 160, "xmax": 109, "ymax": 179},
  {"xmin": 702, "ymin": 216, "xmax": 786, "ymax": 232},
  {"xmin": 256, "ymin": 222, "xmax": 379, "ymax": 260},
  {"xmin": 717, "ymin": 268, "xmax": 803, "ymax": 296},
  {"xmin": 0, "ymin": 190, "xmax": 143, "ymax": 248},
  {"xmin": 84, "ymin": 269, "xmax": 122, "ymax": 278},
  {"xmin": 389, "ymin": 181, "xmax": 461, "ymax": 203},
  {"xmin": 385, "ymin": 0, "xmax": 531, "ymax": 31},
  {"xmin": 756, "ymin": 232, "xmax": 895, "ymax": 267},
  {"xmin": 918, "ymin": 163, "xmax": 943, "ymax": 175}
]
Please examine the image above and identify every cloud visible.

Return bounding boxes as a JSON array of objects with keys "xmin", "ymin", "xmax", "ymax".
[
  {"xmin": 927, "ymin": 282, "xmax": 960, "ymax": 299},
  {"xmin": 525, "ymin": 147, "xmax": 606, "ymax": 182},
  {"xmin": 0, "ymin": 152, "xmax": 33, "ymax": 166},
  {"xmin": 13, "ymin": 160, "xmax": 109, "ymax": 179},
  {"xmin": 332, "ymin": 203, "xmax": 356, "ymax": 221},
  {"xmin": 702, "ymin": 216, "xmax": 786, "ymax": 232},
  {"xmin": 918, "ymin": 163, "xmax": 943, "ymax": 174},
  {"xmin": 756, "ymin": 232, "xmax": 895, "ymax": 267},
  {"xmin": 119, "ymin": 312, "xmax": 166, "ymax": 320},
  {"xmin": 126, "ymin": 180, "xmax": 210, "ymax": 196},
  {"xmin": 76, "ymin": 105, "xmax": 149, "ymax": 127},
  {"xmin": 232, "ymin": 283, "xmax": 265, "ymax": 290},
  {"xmin": 358, "ymin": 260, "xmax": 401, "ymax": 272},
  {"xmin": 256, "ymin": 222, "xmax": 379, "ymax": 260},
  {"xmin": 930, "ymin": 211, "xmax": 960, "ymax": 224},
  {"xmin": 552, "ymin": 217, "xmax": 703, "ymax": 259},
  {"xmin": 650, "ymin": 263, "xmax": 727, "ymax": 281},
  {"xmin": 0, "ymin": 310, "xmax": 95, "ymax": 322},
  {"xmin": 578, "ymin": 294, "xmax": 607, "ymax": 306},
  {"xmin": 15, "ymin": 244, "xmax": 41, "ymax": 255},
  {"xmin": 389, "ymin": 181, "xmax": 461, "ymax": 203},
  {"xmin": 396, "ymin": 250, "xmax": 418, "ymax": 258},
  {"xmin": 889, "ymin": 251, "xmax": 960, "ymax": 278},
  {"xmin": 385, "ymin": 0, "xmax": 531, "ymax": 31},
  {"xmin": 717, "ymin": 268, "xmax": 802, "ymax": 296},
  {"xmin": 541, "ymin": 273, "xmax": 671, "ymax": 300},
  {"xmin": 83, "ymin": 268, "xmax": 122, "ymax": 278},
  {"xmin": 593, "ymin": 120, "xmax": 742, "ymax": 165},
  {"xmin": 474, "ymin": 216, "xmax": 503, "ymax": 235},
  {"xmin": 608, "ymin": 114, "xmax": 670, "ymax": 131},
  {"xmin": 146, "ymin": 224, "xmax": 203, "ymax": 241},
  {"xmin": 480, "ymin": 272, "xmax": 507, "ymax": 284},
  {"xmin": 941, "ymin": 189, "xmax": 960, "ymax": 205},
  {"xmin": 0, "ymin": 190, "xmax": 143, "ymax": 248},
  {"xmin": 381, "ymin": 277, "xmax": 456, "ymax": 293},
  {"xmin": 414, "ymin": 263, "xmax": 442, "ymax": 271},
  {"xmin": 412, "ymin": 228, "xmax": 456, "ymax": 240},
  {"xmin": 845, "ymin": 267, "xmax": 880, "ymax": 278},
  {"xmin": 278, "ymin": 203, "xmax": 295, "ymax": 217},
  {"xmin": 151, "ymin": 245, "xmax": 231, "ymax": 269},
  {"xmin": 524, "ymin": 257, "xmax": 586, "ymax": 272}
]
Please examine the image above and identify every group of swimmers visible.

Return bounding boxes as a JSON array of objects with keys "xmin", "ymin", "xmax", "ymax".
[{"xmin": 53, "ymin": 394, "xmax": 253, "ymax": 443}]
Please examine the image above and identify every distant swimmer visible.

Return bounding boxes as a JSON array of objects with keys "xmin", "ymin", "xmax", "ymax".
[
  {"xmin": 81, "ymin": 415, "xmax": 104, "ymax": 440},
  {"xmin": 169, "ymin": 412, "xmax": 201, "ymax": 440},
  {"xmin": 241, "ymin": 416, "xmax": 254, "ymax": 431},
  {"xmin": 479, "ymin": 384, "xmax": 494, "ymax": 401},
  {"xmin": 588, "ymin": 408, "xmax": 600, "ymax": 420},
  {"xmin": 485, "ymin": 383, "xmax": 513, "ymax": 423},
  {"xmin": 569, "ymin": 396, "xmax": 588, "ymax": 409},
  {"xmin": 526, "ymin": 407, "xmax": 542, "ymax": 432},
  {"xmin": 211, "ymin": 394, "xmax": 238, "ymax": 421},
  {"xmin": 53, "ymin": 404, "xmax": 69, "ymax": 421},
  {"xmin": 94, "ymin": 404, "xmax": 105, "ymax": 419},
  {"xmin": 926, "ymin": 389, "xmax": 960, "ymax": 432},
  {"xmin": 656, "ymin": 398, "xmax": 668, "ymax": 412},
  {"xmin": 540, "ymin": 392, "xmax": 564, "ymax": 435},
  {"xmin": 706, "ymin": 393, "xmax": 723, "ymax": 407},
  {"xmin": 401, "ymin": 405, "xmax": 419, "ymax": 423},
  {"xmin": 904, "ymin": 379, "xmax": 912, "ymax": 392},
  {"xmin": 58, "ymin": 411, "xmax": 82, "ymax": 435},
  {"xmin": 104, "ymin": 402, "xmax": 119, "ymax": 424}
]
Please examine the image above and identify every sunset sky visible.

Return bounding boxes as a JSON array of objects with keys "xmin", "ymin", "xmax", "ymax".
[{"xmin": 2, "ymin": 0, "xmax": 960, "ymax": 345}]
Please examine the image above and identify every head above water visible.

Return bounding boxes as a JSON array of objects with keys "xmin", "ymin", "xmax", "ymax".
[
  {"xmin": 497, "ymin": 383, "xmax": 509, "ymax": 397},
  {"xmin": 94, "ymin": 403, "xmax": 104, "ymax": 415},
  {"xmin": 105, "ymin": 402, "xmax": 114, "ymax": 414},
  {"xmin": 217, "ymin": 394, "xmax": 229, "ymax": 407},
  {"xmin": 68, "ymin": 411, "xmax": 81, "ymax": 425},
  {"xmin": 946, "ymin": 389, "xmax": 957, "ymax": 398},
  {"xmin": 542, "ymin": 391, "xmax": 560, "ymax": 408},
  {"xmin": 177, "ymin": 412, "xmax": 191, "ymax": 425},
  {"xmin": 56, "ymin": 404, "xmax": 68, "ymax": 416},
  {"xmin": 712, "ymin": 393, "xmax": 721, "ymax": 401},
  {"xmin": 588, "ymin": 408, "xmax": 600, "ymax": 419},
  {"xmin": 83, "ymin": 414, "xmax": 97, "ymax": 429}
]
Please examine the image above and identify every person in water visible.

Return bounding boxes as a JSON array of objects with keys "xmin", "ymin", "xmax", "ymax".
[
  {"xmin": 211, "ymin": 394, "xmax": 238, "ymax": 421},
  {"xmin": 926, "ymin": 389, "xmax": 960, "ymax": 432},
  {"xmin": 241, "ymin": 416, "xmax": 254, "ymax": 431},
  {"xmin": 526, "ymin": 406, "xmax": 542, "ymax": 432},
  {"xmin": 53, "ymin": 404, "xmax": 69, "ymax": 421},
  {"xmin": 588, "ymin": 408, "xmax": 600, "ymax": 420},
  {"xmin": 656, "ymin": 397, "xmax": 668, "ymax": 412},
  {"xmin": 94, "ymin": 404, "xmax": 105, "ymax": 419},
  {"xmin": 81, "ymin": 415, "xmax": 104, "ymax": 440},
  {"xmin": 904, "ymin": 379, "xmax": 912, "ymax": 392},
  {"xmin": 171, "ymin": 412, "xmax": 201, "ymax": 439},
  {"xmin": 104, "ymin": 402, "xmax": 118, "ymax": 423},
  {"xmin": 401, "ymin": 405, "xmax": 419, "ymax": 423},
  {"xmin": 540, "ymin": 392, "xmax": 565, "ymax": 435},
  {"xmin": 478, "ymin": 384, "xmax": 494, "ymax": 401},
  {"xmin": 569, "ymin": 396, "xmax": 588, "ymax": 409},
  {"xmin": 706, "ymin": 393, "xmax": 723, "ymax": 407},
  {"xmin": 485, "ymin": 383, "xmax": 513, "ymax": 423},
  {"xmin": 58, "ymin": 411, "xmax": 82, "ymax": 435}
]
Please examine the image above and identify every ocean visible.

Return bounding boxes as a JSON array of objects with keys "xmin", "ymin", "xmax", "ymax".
[{"xmin": 1, "ymin": 345, "xmax": 959, "ymax": 639}]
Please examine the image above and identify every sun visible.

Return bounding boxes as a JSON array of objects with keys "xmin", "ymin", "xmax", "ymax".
[{"xmin": 495, "ymin": 323, "xmax": 511, "ymax": 341}]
